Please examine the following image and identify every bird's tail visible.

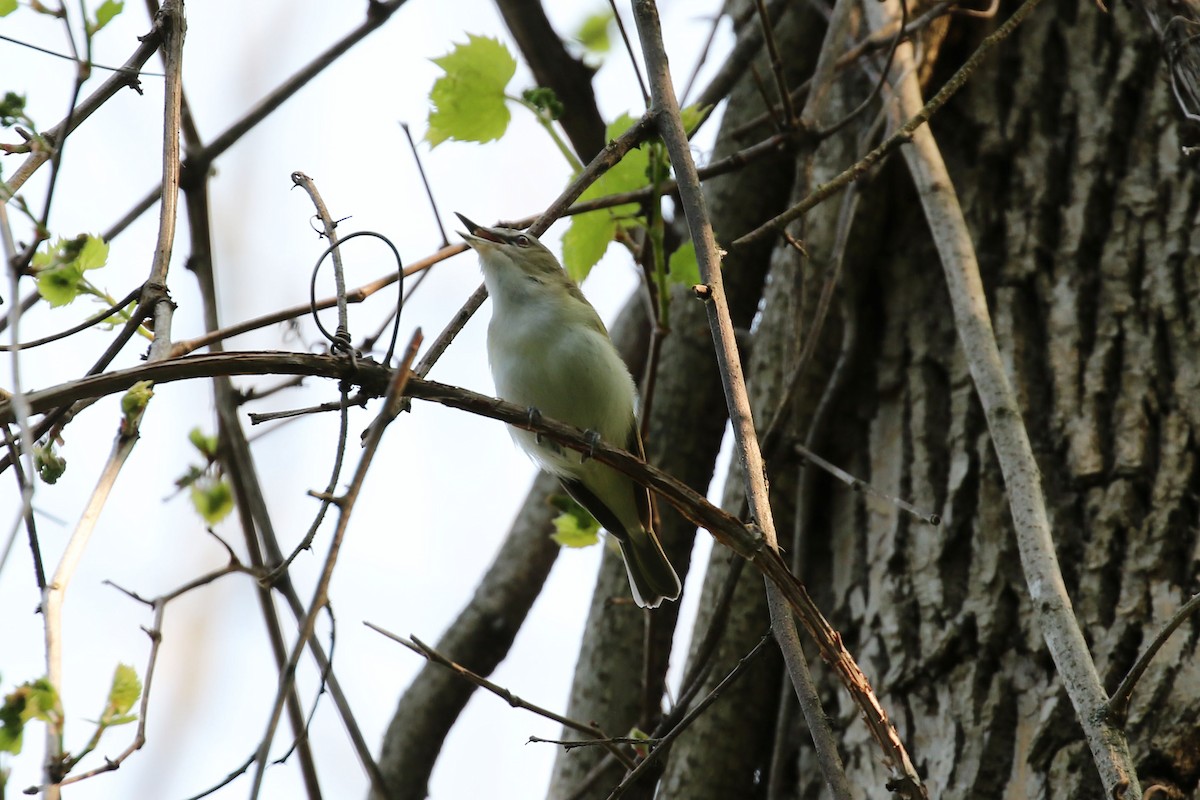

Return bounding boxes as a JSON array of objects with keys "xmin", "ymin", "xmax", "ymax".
[{"xmin": 618, "ymin": 527, "xmax": 682, "ymax": 609}]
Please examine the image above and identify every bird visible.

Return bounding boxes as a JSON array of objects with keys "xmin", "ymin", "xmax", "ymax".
[{"xmin": 456, "ymin": 213, "xmax": 681, "ymax": 608}]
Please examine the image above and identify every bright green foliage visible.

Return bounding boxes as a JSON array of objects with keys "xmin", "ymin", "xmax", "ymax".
[
  {"xmin": 188, "ymin": 427, "xmax": 219, "ymax": 460},
  {"xmin": 120, "ymin": 380, "xmax": 154, "ymax": 421},
  {"xmin": 0, "ymin": 0, "xmax": 17, "ymax": 17},
  {"xmin": 426, "ymin": 35, "xmax": 516, "ymax": 147},
  {"xmin": 562, "ymin": 114, "xmax": 649, "ymax": 281},
  {"xmin": 0, "ymin": 91, "xmax": 25, "ymax": 124},
  {"xmin": 86, "ymin": 0, "xmax": 123, "ymax": 36},
  {"xmin": 548, "ymin": 494, "xmax": 600, "ymax": 548},
  {"xmin": 33, "ymin": 234, "xmax": 110, "ymax": 307},
  {"xmin": 574, "ymin": 9, "xmax": 613, "ymax": 54},
  {"xmin": 627, "ymin": 726, "xmax": 650, "ymax": 758},
  {"xmin": 679, "ymin": 103, "xmax": 709, "ymax": 136},
  {"xmin": 0, "ymin": 678, "xmax": 60, "ymax": 755},
  {"xmin": 99, "ymin": 664, "xmax": 140, "ymax": 727},
  {"xmin": 179, "ymin": 429, "xmax": 233, "ymax": 524},
  {"xmin": 191, "ymin": 478, "xmax": 234, "ymax": 525},
  {"xmin": 34, "ymin": 443, "xmax": 67, "ymax": 484},
  {"xmin": 522, "ymin": 86, "xmax": 563, "ymax": 121},
  {"xmin": 668, "ymin": 240, "xmax": 700, "ymax": 287}
]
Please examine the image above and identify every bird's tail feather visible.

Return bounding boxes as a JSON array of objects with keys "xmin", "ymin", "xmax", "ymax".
[{"xmin": 618, "ymin": 528, "xmax": 682, "ymax": 609}]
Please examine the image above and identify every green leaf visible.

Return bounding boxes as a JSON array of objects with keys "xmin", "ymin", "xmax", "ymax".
[
  {"xmin": 191, "ymin": 478, "xmax": 234, "ymax": 525},
  {"xmin": 0, "ymin": 677, "xmax": 62, "ymax": 754},
  {"xmin": 626, "ymin": 725, "xmax": 651, "ymax": 758},
  {"xmin": 679, "ymin": 103, "xmax": 710, "ymax": 137},
  {"xmin": 120, "ymin": 380, "xmax": 154, "ymax": 420},
  {"xmin": 426, "ymin": 35, "xmax": 516, "ymax": 147},
  {"xmin": 561, "ymin": 113, "xmax": 650, "ymax": 281},
  {"xmin": 0, "ymin": 91, "xmax": 24, "ymax": 125},
  {"xmin": 75, "ymin": 234, "xmax": 109, "ymax": 271},
  {"xmin": 86, "ymin": 0, "xmax": 123, "ymax": 36},
  {"xmin": 667, "ymin": 240, "xmax": 700, "ymax": 286},
  {"xmin": 0, "ymin": 0, "xmax": 17, "ymax": 17},
  {"xmin": 37, "ymin": 263, "xmax": 84, "ymax": 307},
  {"xmin": 562, "ymin": 211, "xmax": 618, "ymax": 284},
  {"xmin": 522, "ymin": 86, "xmax": 563, "ymax": 121},
  {"xmin": 188, "ymin": 427, "xmax": 219, "ymax": 459},
  {"xmin": 101, "ymin": 664, "xmax": 140, "ymax": 724},
  {"xmin": 548, "ymin": 495, "xmax": 600, "ymax": 548},
  {"xmin": 33, "ymin": 443, "xmax": 67, "ymax": 484},
  {"xmin": 32, "ymin": 235, "xmax": 109, "ymax": 307},
  {"xmin": 574, "ymin": 9, "xmax": 613, "ymax": 54}
]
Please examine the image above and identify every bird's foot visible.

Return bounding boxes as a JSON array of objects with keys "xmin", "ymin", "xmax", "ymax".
[
  {"xmin": 526, "ymin": 407, "xmax": 543, "ymax": 444},
  {"xmin": 581, "ymin": 429, "xmax": 601, "ymax": 462}
]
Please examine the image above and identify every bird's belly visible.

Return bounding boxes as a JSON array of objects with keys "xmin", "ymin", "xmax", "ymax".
[{"xmin": 489, "ymin": 325, "xmax": 635, "ymax": 467}]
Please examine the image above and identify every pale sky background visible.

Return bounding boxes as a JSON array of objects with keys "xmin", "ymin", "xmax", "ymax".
[{"xmin": 0, "ymin": 2, "xmax": 734, "ymax": 798}]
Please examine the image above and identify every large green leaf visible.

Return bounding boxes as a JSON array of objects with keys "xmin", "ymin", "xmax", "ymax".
[{"xmin": 426, "ymin": 35, "xmax": 517, "ymax": 146}]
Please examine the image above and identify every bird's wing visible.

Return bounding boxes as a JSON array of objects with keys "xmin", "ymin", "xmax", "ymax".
[{"xmin": 627, "ymin": 424, "xmax": 653, "ymax": 533}]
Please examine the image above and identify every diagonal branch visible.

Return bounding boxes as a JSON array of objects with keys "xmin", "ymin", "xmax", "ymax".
[{"xmin": 630, "ymin": 1, "xmax": 923, "ymax": 796}]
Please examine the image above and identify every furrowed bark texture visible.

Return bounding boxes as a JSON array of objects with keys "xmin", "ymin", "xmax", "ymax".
[
  {"xmin": 542, "ymin": 5, "xmax": 822, "ymax": 798},
  {"xmin": 776, "ymin": 2, "xmax": 1200, "ymax": 798}
]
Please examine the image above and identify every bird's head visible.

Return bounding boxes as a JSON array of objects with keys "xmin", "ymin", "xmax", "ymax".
[{"xmin": 455, "ymin": 213, "xmax": 566, "ymax": 285}]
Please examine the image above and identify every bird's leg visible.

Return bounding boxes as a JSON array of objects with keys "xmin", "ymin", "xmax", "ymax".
[
  {"xmin": 581, "ymin": 430, "xmax": 601, "ymax": 463},
  {"xmin": 526, "ymin": 407, "xmax": 543, "ymax": 444}
]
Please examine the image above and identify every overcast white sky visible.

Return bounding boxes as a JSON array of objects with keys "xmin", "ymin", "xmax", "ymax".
[{"xmin": 0, "ymin": 2, "xmax": 732, "ymax": 797}]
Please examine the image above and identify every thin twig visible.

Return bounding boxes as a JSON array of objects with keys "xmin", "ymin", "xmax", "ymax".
[
  {"xmin": 609, "ymin": 0, "xmax": 649, "ymax": 106},
  {"xmin": 604, "ymin": 634, "xmax": 773, "ymax": 800},
  {"xmin": 735, "ymin": 0, "xmax": 1046, "ymax": 247},
  {"xmin": 42, "ymin": 388, "xmax": 152, "ymax": 791},
  {"xmin": 632, "ymin": 1, "xmax": 923, "ymax": 795},
  {"xmin": 365, "ymin": 624, "xmax": 637, "ymax": 771},
  {"xmin": 1109, "ymin": 591, "xmax": 1200, "ymax": 722},
  {"xmin": 400, "ymin": 121, "xmax": 449, "ymax": 247},
  {"xmin": 0, "ymin": 285, "xmax": 144, "ymax": 351},
  {"xmin": 754, "ymin": 0, "xmax": 798, "ymax": 127},
  {"xmin": 247, "ymin": 331, "xmax": 422, "ymax": 798},
  {"xmin": 292, "ymin": 172, "xmax": 350, "ymax": 351}
]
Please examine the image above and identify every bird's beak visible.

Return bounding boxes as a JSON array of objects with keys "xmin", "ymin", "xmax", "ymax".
[{"xmin": 455, "ymin": 213, "xmax": 505, "ymax": 248}]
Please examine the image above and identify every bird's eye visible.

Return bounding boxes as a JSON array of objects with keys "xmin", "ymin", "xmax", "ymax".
[{"xmin": 514, "ymin": 235, "xmax": 531, "ymax": 247}]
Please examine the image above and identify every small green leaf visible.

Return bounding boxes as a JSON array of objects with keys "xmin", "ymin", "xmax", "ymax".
[
  {"xmin": 667, "ymin": 240, "xmax": 700, "ymax": 286},
  {"xmin": 33, "ymin": 443, "xmax": 67, "ymax": 484},
  {"xmin": 0, "ymin": 91, "xmax": 24, "ymax": 127},
  {"xmin": 0, "ymin": 0, "xmax": 18, "ymax": 17},
  {"xmin": 120, "ymin": 380, "xmax": 154, "ymax": 421},
  {"xmin": 0, "ymin": 676, "xmax": 62, "ymax": 754},
  {"xmin": 561, "ymin": 113, "xmax": 650, "ymax": 281},
  {"xmin": 562, "ymin": 211, "xmax": 618, "ymax": 284},
  {"xmin": 101, "ymin": 664, "xmax": 140, "ymax": 724},
  {"xmin": 188, "ymin": 427, "xmax": 219, "ymax": 459},
  {"xmin": 191, "ymin": 478, "xmax": 234, "ymax": 525},
  {"xmin": 574, "ymin": 9, "xmax": 613, "ymax": 54},
  {"xmin": 626, "ymin": 726, "xmax": 651, "ymax": 758},
  {"xmin": 86, "ymin": 0, "xmax": 123, "ymax": 35},
  {"xmin": 522, "ymin": 86, "xmax": 563, "ymax": 121},
  {"xmin": 36, "ymin": 263, "xmax": 84, "ymax": 307},
  {"xmin": 32, "ymin": 235, "xmax": 109, "ymax": 307},
  {"xmin": 548, "ymin": 495, "xmax": 600, "ymax": 548},
  {"xmin": 679, "ymin": 103, "xmax": 710, "ymax": 137},
  {"xmin": 75, "ymin": 234, "xmax": 109, "ymax": 271},
  {"xmin": 426, "ymin": 35, "xmax": 517, "ymax": 147}
]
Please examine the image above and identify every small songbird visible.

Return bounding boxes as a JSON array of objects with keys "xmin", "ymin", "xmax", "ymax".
[{"xmin": 456, "ymin": 213, "xmax": 681, "ymax": 608}]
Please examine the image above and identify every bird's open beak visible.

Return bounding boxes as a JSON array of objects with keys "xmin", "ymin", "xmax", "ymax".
[{"xmin": 455, "ymin": 213, "xmax": 505, "ymax": 247}]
